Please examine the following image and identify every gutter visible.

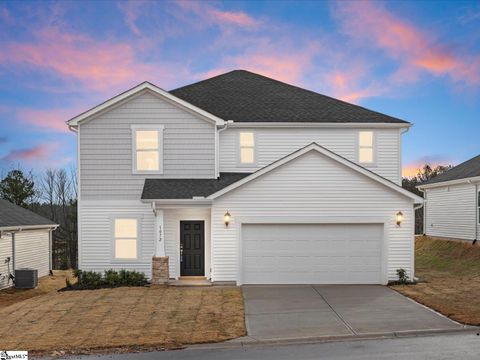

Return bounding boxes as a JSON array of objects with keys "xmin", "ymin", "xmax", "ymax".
[{"xmin": 0, "ymin": 224, "xmax": 59, "ymax": 232}]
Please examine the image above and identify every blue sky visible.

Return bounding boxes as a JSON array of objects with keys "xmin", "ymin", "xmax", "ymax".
[{"xmin": 0, "ymin": 0, "xmax": 479, "ymax": 176}]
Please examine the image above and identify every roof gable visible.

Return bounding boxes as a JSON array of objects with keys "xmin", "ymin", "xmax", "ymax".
[
  {"xmin": 171, "ymin": 70, "xmax": 410, "ymax": 125},
  {"xmin": 66, "ymin": 82, "xmax": 225, "ymax": 127},
  {"xmin": 208, "ymin": 143, "xmax": 423, "ymax": 203}
]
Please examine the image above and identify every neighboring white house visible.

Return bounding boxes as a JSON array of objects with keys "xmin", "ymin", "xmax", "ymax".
[
  {"xmin": 418, "ymin": 155, "xmax": 480, "ymax": 242},
  {"xmin": 0, "ymin": 199, "xmax": 58, "ymax": 289},
  {"xmin": 67, "ymin": 70, "xmax": 423, "ymax": 285}
]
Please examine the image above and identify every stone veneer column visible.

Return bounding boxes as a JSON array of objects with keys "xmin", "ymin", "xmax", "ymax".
[{"xmin": 151, "ymin": 256, "xmax": 169, "ymax": 285}]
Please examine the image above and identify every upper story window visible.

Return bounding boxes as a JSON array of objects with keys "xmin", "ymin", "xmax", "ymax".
[
  {"xmin": 358, "ymin": 131, "xmax": 375, "ymax": 164},
  {"xmin": 114, "ymin": 218, "xmax": 138, "ymax": 260},
  {"xmin": 239, "ymin": 132, "xmax": 256, "ymax": 165},
  {"xmin": 131, "ymin": 125, "xmax": 164, "ymax": 173}
]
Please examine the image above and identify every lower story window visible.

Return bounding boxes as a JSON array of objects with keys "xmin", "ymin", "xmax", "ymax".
[{"xmin": 114, "ymin": 218, "xmax": 138, "ymax": 259}]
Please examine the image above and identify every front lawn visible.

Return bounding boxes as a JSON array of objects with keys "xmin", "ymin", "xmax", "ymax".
[
  {"xmin": 0, "ymin": 270, "xmax": 73, "ymax": 308},
  {"xmin": 0, "ymin": 286, "xmax": 245, "ymax": 356},
  {"xmin": 391, "ymin": 235, "xmax": 480, "ymax": 325}
]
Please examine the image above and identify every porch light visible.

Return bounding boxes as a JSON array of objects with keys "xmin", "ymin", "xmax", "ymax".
[
  {"xmin": 396, "ymin": 211, "xmax": 404, "ymax": 226},
  {"xmin": 224, "ymin": 211, "xmax": 231, "ymax": 227}
]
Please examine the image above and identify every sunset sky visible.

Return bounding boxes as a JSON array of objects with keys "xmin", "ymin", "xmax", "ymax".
[{"xmin": 0, "ymin": 0, "xmax": 479, "ymax": 177}]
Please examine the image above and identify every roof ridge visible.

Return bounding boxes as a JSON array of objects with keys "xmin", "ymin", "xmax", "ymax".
[{"xmin": 170, "ymin": 69, "xmax": 408, "ymax": 124}]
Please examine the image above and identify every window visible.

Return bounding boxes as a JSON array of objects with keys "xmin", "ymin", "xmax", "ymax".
[
  {"xmin": 239, "ymin": 132, "xmax": 255, "ymax": 164},
  {"xmin": 114, "ymin": 218, "xmax": 138, "ymax": 259},
  {"xmin": 358, "ymin": 131, "xmax": 374, "ymax": 164},
  {"xmin": 132, "ymin": 125, "xmax": 164, "ymax": 172}
]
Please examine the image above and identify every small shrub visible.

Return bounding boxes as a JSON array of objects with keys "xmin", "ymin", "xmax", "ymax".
[
  {"xmin": 65, "ymin": 269, "xmax": 148, "ymax": 290},
  {"xmin": 396, "ymin": 268, "xmax": 409, "ymax": 284}
]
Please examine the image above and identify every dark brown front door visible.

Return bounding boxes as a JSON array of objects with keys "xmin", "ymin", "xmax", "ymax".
[{"xmin": 180, "ymin": 221, "xmax": 205, "ymax": 276}]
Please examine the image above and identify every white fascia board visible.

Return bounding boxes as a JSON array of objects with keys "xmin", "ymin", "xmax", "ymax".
[
  {"xmin": 0, "ymin": 224, "xmax": 59, "ymax": 232},
  {"xmin": 141, "ymin": 198, "xmax": 212, "ymax": 206},
  {"xmin": 417, "ymin": 176, "xmax": 480, "ymax": 190},
  {"xmin": 208, "ymin": 142, "xmax": 424, "ymax": 204},
  {"xmin": 227, "ymin": 122, "xmax": 412, "ymax": 129},
  {"xmin": 66, "ymin": 82, "xmax": 225, "ymax": 127}
]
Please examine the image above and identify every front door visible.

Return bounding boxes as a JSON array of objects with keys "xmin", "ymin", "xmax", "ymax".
[{"xmin": 180, "ymin": 221, "xmax": 205, "ymax": 276}]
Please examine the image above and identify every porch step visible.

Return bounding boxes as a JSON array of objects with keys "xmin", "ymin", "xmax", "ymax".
[
  {"xmin": 179, "ymin": 276, "xmax": 207, "ymax": 280},
  {"xmin": 169, "ymin": 279, "xmax": 212, "ymax": 287}
]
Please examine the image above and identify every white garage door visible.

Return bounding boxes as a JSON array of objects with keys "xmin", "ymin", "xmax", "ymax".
[{"xmin": 241, "ymin": 223, "xmax": 384, "ymax": 284}]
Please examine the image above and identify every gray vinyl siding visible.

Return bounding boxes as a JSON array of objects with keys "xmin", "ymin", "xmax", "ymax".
[
  {"xmin": 219, "ymin": 127, "xmax": 401, "ymax": 184},
  {"xmin": 425, "ymin": 183, "xmax": 477, "ymax": 240},
  {"xmin": 211, "ymin": 150, "xmax": 414, "ymax": 283},
  {"xmin": 79, "ymin": 90, "xmax": 216, "ymax": 200},
  {"xmin": 79, "ymin": 200, "xmax": 155, "ymax": 278},
  {"xmin": 0, "ymin": 230, "xmax": 50, "ymax": 290}
]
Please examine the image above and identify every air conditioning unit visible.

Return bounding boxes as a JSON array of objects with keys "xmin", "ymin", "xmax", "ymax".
[{"xmin": 15, "ymin": 268, "xmax": 38, "ymax": 289}]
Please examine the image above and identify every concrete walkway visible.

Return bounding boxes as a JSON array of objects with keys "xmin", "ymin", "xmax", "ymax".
[{"xmin": 242, "ymin": 285, "xmax": 463, "ymax": 341}]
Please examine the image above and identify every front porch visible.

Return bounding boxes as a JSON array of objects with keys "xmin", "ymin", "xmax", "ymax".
[{"xmin": 151, "ymin": 204, "xmax": 212, "ymax": 285}]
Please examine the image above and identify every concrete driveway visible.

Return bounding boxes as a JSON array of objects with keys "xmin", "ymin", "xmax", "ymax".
[{"xmin": 242, "ymin": 285, "xmax": 463, "ymax": 341}]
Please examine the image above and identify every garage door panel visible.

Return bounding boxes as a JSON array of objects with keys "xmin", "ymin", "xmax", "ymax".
[{"xmin": 242, "ymin": 223, "xmax": 383, "ymax": 284}]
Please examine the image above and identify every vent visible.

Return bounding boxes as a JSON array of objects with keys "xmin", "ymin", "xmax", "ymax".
[{"xmin": 15, "ymin": 268, "xmax": 38, "ymax": 289}]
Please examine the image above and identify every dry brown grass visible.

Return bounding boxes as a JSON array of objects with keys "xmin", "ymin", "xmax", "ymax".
[
  {"xmin": 0, "ymin": 270, "xmax": 74, "ymax": 308},
  {"xmin": 0, "ymin": 285, "xmax": 245, "ymax": 356},
  {"xmin": 391, "ymin": 235, "xmax": 480, "ymax": 325}
]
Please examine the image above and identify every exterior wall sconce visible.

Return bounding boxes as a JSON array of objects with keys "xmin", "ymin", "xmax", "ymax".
[
  {"xmin": 224, "ymin": 211, "xmax": 231, "ymax": 227},
  {"xmin": 396, "ymin": 211, "xmax": 403, "ymax": 226}
]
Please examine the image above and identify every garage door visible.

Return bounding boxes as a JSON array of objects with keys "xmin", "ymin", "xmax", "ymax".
[{"xmin": 241, "ymin": 223, "xmax": 384, "ymax": 284}]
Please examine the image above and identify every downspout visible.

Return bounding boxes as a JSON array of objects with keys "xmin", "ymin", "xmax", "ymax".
[
  {"xmin": 468, "ymin": 180, "xmax": 478, "ymax": 245},
  {"xmin": 418, "ymin": 188, "xmax": 426, "ymax": 236},
  {"xmin": 11, "ymin": 232, "xmax": 15, "ymax": 277},
  {"xmin": 216, "ymin": 120, "xmax": 233, "ymax": 178},
  {"xmin": 49, "ymin": 229, "xmax": 53, "ymax": 275}
]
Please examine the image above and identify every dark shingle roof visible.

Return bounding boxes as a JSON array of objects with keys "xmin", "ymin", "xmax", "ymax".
[
  {"xmin": 141, "ymin": 173, "xmax": 251, "ymax": 199},
  {"xmin": 422, "ymin": 155, "xmax": 480, "ymax": 185},
  {"xmin": 0, "ymin": 199, "xmax": 57, "ymax": 229},
  {"xmin": 170, "ymin": 70, "xmax": 409, "ymax": 124}
]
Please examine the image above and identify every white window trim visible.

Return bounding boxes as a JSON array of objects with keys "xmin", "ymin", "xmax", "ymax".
[
  {"xmin": 237, "ymin": 131, "xmax": 257, "ymax": 167},
  {"xmin": 131, "ymin": 125, "xmax": 165, "ymax": 174},
  {"xmin": 357, "ymin": 130, "xmax": 377, "ymax": 166},
  {"xmin": 111, "ymin": 215, "xmax": 143, "ymax": 262},
  {"xmin": 477, "ymin": 188, "xmax": 480, "ymax": 225}
]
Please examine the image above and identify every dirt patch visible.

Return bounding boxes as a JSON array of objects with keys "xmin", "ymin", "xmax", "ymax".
[
  {"xmin": 0, "ymin": 286, "xmax": 246, "ymax": 356},
  {"xmin": 391, "ymin": 236, "xmax": 480, "ymax": 325},
  {"xmin": 0, "ymin": 270, "xmax": 74, "ymax": 308}
]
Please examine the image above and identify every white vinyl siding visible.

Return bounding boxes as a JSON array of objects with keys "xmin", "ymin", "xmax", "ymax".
[
  {"xmin": 79, "ymin": 200, "xmax": 155, "ymax": 278},
  {"xmin": 163, "ymin": 208, "xmax": 211, "ymax": 279},
  {"xmin": 79, "ymin": 91, "xmax": 216, "ymax": 200},
  {"xmin": 219, "ymin": 127, "xmax": 401, "ymax": 184},
  {"xmin": 0, "ymin": 230, "xmax": 51, "ymax": 289},
  {"xmin": 0, "ymin": 233, "xmax": 13, "ymax": 290},
  {"xmin": 211, "ymin": 150, "xmax": 413, "ymax": 283},
  {"xmin": 425, "ymin": 183, "xmax": 477, "ymax": 240}
]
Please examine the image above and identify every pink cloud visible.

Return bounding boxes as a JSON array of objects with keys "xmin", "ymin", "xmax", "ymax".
[
  {"xmin": 334, "ymin": 1, "xmax": 480, "ymax": 85},
  {"xmin": 118, "ymin": 1, "xmax": 146, "ymax": 35},
  {"xmin": 176, "ymin": 0, "xmax": 259, "ymax": 28},
  {"xmin": 0, "ymin": 27, "xmax": 159, "ymax": 92},
  {"xmin": 16, "ymin": 107, "xmax": 82, "ymax": 133},
  {"xmin": 1, "ymin": 143, "xmax": 56, "ymax": 162}
]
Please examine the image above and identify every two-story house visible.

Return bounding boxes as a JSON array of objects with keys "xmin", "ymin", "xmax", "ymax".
[{"xmin": 67, "ymin": 70, "xmax": 423, "ymax": 285}]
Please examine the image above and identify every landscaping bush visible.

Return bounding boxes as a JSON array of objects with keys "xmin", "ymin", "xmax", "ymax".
[{"xmin": 64, "ymin": 269, "xmax": 148, "ymax": 290}]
